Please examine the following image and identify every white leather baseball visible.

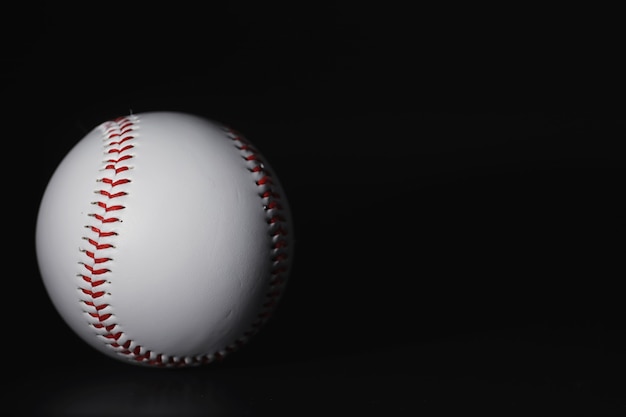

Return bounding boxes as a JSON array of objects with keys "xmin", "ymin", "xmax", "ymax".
[{"xmin": 35, "ymin": 111, "xmax": 293, "ymax": 367}]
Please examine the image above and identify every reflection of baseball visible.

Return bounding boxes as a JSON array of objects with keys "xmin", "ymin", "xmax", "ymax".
[{"xmin": 35, "ymin": 111, "xmax": 293, "ymax": 367}]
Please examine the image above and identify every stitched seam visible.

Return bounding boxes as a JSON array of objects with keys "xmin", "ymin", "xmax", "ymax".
[
  {"xmin": 78, "ymin": 116, "xmax": 144, "ymax": 357},
  {"xmin": 226, "ymin": 127, "xmax": 291, "ymax": 332}
]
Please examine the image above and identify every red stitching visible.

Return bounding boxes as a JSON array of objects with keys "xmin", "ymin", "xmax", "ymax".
[
  {"xmin": 107, "ymin": 135, "xmax": 134, "ymax": 146},
  {"xmin": 78, "ymin": 116, "xmax": 137, "ymax": 362},
  {"xmin": 107, "ymin": 144, "xmax": 134, "ymax": 154},
  {"xmin": 83, "ymin": 238, "xmax": 114, "ymax": 250},
  {"xmin": 89, "ymin": 213, "xmax": 120, "ymax": 224},
  {"xmin": 225, "ymin": 127, "xmax": 291, "ymax": 336},
  {"xmin": 106, "ymin": 154, "xmax": 133, "ymax": 164},
  {"xmin": 100, "ymin": 178, "xmax": 131, "ymax": 187},
  {"xmin": 96, "ymin": 190, "xmax": 127, "ymax": 199}
]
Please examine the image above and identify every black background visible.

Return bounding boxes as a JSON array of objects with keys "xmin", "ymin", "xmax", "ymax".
[{"xmin": 3, "ymin": 4, "xmax": 626, "ymax": 416}]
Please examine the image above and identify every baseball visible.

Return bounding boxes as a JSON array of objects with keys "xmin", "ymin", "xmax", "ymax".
[{"xmin": 35, "ymin": 111, "xmax": 293, "ymax": 367}]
